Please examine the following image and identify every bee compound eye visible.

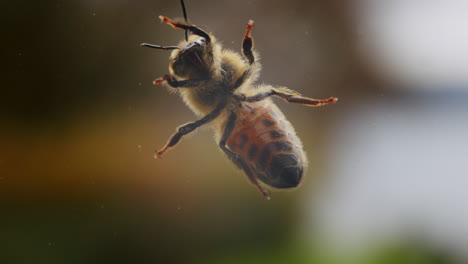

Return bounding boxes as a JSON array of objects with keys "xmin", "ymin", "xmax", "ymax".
[{"xmin": 196, "ymin": 38, "xmax": 206, "ymax": 46}]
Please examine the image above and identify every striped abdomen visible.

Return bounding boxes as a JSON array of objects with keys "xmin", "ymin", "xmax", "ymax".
[{"xmin": 226, "ymin": 100, "xmax": 306, "ymax": 189}]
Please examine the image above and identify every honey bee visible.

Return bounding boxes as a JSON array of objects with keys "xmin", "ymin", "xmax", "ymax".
[{"xmin": 141, "ymin": 0, "xmax": 338, "ymax": 199}]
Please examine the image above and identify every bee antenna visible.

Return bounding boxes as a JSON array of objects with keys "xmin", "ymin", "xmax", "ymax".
[
  {"xmin": 141, "ymin": 43, "xmax": 179, "ymax": 50},
  {"xmin": 180, "ymin": 0, "xmax": 189, "ymax": 41}
]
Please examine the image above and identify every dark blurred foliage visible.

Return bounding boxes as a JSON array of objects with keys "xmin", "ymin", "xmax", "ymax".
[{"xmin": 2, "ymin": 0, "xmax": 160, "ymax": 126}]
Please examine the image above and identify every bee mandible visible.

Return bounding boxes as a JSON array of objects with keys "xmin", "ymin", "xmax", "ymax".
[{"xmin": 141, "ymin": 0, "xmax": 338, "ymax": 199}]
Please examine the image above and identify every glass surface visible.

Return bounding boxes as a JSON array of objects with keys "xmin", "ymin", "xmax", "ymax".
[{"xmin": 2, "ymin": 1, "xmax": 467, "ymax": 263}]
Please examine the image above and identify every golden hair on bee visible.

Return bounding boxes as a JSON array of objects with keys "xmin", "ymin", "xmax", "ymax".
[{"xmin": 141, "ymin": 0, "xmax": 338, "ymax": 199}]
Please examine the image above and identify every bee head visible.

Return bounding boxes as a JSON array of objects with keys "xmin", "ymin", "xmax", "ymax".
[
  {"xmin": 141, "ymin": 0, "xmax": 221, "ymax": 81},
  {"xmin": 169, "ymin": 34, "xmax": 217, "ymax": 80}
]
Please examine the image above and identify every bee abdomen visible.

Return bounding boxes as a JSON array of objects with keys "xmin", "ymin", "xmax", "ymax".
[
  {"xmin": 254, "ymin": 140, "xmax": 303, "ymax": 189},
  {"xmin": 226, "ymin": 102, "xmax": 306, "ymax": 189},
  {"xmin": 257, "ymin": 141, "xmax": 293, "ymax": 170}
]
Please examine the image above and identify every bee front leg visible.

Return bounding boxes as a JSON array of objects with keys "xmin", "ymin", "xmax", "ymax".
[
  {"xmin": 232, "ymin": 20, "xmax": 257, "ymax": 89},
  {"xmin": 159, "ymin": 16, "xmax": 212, "ymax": 43},
  {"xmin": 155, "ymin": 100, "xmax": 226, "ymax": 158},
  {"xmin": 153, "ymin": 74, "xmax": 207, "ymax": 88},
  {"xmin": 242, "ymin": 20, "xmax": 255, "ymax": 65}
]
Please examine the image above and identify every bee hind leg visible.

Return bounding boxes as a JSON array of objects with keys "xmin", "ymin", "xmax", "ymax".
[
  {"xmin": 219, "ymin": 112, "xmax": 270, "ymax": 199},
  {"xmin": 235, "ymin": 154, "xmax": 271, "ymax": 200}
]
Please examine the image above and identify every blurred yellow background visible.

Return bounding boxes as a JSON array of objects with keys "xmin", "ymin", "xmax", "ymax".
[{"xmin": 2, "ymin": 0, "xmax": 467, "ymax": 263}]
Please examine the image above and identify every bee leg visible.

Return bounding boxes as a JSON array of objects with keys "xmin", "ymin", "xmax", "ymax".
[
  {"xmin": 219, "ymin": 112, "xmax": 271, "ymax": 199},
  {"xmin": 159, "ymin": 16, "xmax": 212, "ymax": 43},
  {"xmin": 140, "ymin": 43, "xmax": 179, "ymax": 50},
  {"xmin": 273, "ymin": 87, "xmax": 338, "ymax": 106},
  {"xmin": 242, "ymin": 20, "xmax": 255, "ymax": 65},
  {"xmin": 154, "ymin": 74, "xmax": 207, "ymax": 88},
  {"xmin": 238, "ymin": 87, "xmax": 338, "ymax": 107},
  {"xmin": 155, "ymin": 100, "xmax": 226, "ymax": 158},
  {"xmin": 231, "ymin": 21, "xmax": 256, "ymax": 89}
]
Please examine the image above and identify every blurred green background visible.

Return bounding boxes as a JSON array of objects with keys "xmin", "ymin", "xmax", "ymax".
[{"xmin": 2, "ymin": 0, "xmax": 467, "ymax": 263}]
